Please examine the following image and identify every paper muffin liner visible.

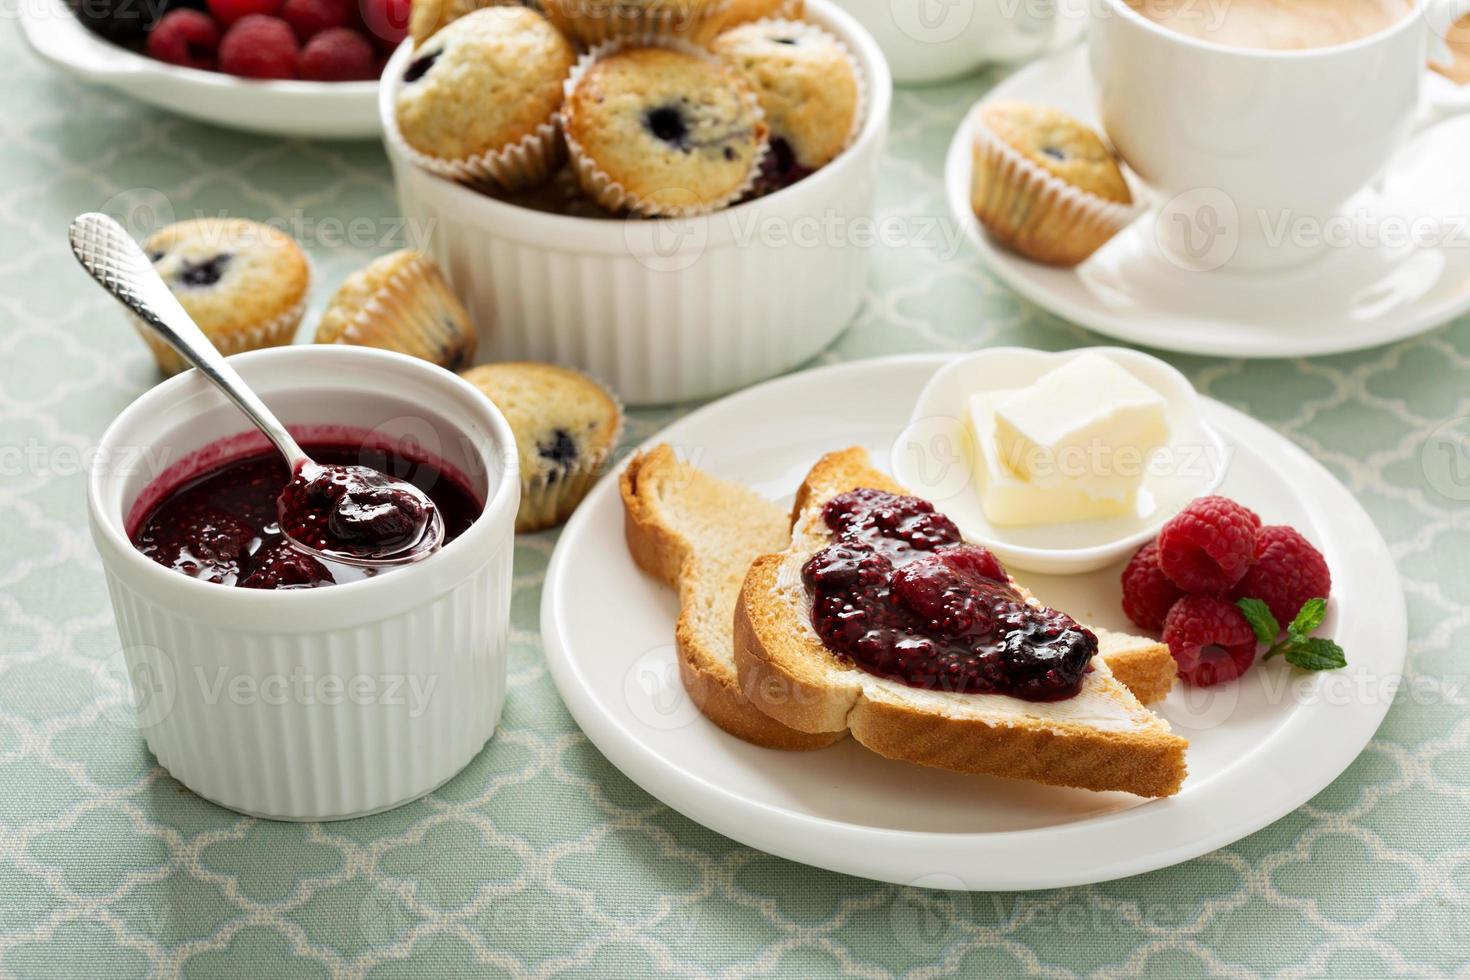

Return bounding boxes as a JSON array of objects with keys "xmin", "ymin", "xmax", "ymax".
[
  {"xmin": 968, "ymin": 107, "xmax": 1140, "ymax": 267},
  {"xmin": 547, "ymin": 0, "xmax": 732, "ymax": 47},
  {"xmin": 134, "ymin": 292, "xmax": 308, "ymax": 377},
  {"xmin": 562, "ymin": 36, "xmax": 769, "ymax": 218},
  {"xmin": 315, "ymin": 254, "xmax": 477, "ymax": 371},
  {"xmin": 386, "ymin": 105, "xmax": 568, "ymax": 194}
]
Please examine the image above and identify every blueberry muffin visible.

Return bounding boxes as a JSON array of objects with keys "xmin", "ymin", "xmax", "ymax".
[
  {"xmin": 410, "ymin": 0, "xmax": 515, "ymax": 46},
  {"xmin": 563, "ymin": 44, "xmax": 769, "ymax": 216},
  {"xmin": 460, "ymin": 363, "xmax": 623, "ymax": 532},
  {"xmin": 135, "ymin": 218, "xmax": 309, "ymax": 376},
  {"xmin": 543, "ymin": 0, "xmax": 728, "ymax": 46},
  {"xmin": 698, "ymin": 0, "xmax": 803, "ymax": 41},
  {"xmin": 394, "ymin": 7, "xmax": 576, "ymax": 190},
  {"xmin": 711, "ymin": 20, "xmax": 859, "ymax": 191},
  {"xmin": 970, "ymin": 102, "xmax": 1135, "ymax": 267},
  {"xmin": 314, "ymin": 250, "xmax": 476, "ymax": 371}
]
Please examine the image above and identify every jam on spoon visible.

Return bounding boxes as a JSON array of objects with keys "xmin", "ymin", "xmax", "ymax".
[
  {"xmin": 132, "ymin": 439, "xmax": 482, "ymax": 590},
  {"xmin": 69, "ymin": 211, "xmax": 446, "ymax": 570}
]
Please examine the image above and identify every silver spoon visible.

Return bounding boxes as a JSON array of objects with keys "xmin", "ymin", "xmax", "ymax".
[{"xmin": 69, "ymin": 212, "xmax": 445, "ymax": 568}]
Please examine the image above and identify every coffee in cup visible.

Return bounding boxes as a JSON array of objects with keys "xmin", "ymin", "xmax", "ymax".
[{"xmin": 1123, "ymin": 0, "xmax": 1414, "ymax": 51}]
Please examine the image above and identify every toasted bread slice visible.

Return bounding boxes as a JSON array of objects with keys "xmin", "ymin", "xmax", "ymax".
[
  {"xmin": 735, "ymin": 447, "xmax": 1188, "ymax": 797},
  {"xmin": 621, "ymin": 446, "xmax": 845, "ymax": 751},
  {"xmin": 621, "ymin": 444, "xmax": 1177, "ymax": 753}
]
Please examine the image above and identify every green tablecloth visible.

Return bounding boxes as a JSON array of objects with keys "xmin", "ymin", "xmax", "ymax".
[{"xmin": 4, "ymin": 22, "xmax": 1469, "ymax": 979}]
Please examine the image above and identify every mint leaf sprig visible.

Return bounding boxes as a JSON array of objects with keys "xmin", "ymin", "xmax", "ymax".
[{"xmin": 1235, "ymin": 597, "xmax": 1346, "ymax": 672}]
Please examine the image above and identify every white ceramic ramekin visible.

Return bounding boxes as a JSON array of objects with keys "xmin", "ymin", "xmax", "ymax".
[
  {"xmin": 87, "ymin": 346, "xmax": 520, "ymax": 821},
  {"xmin": 378, "ymin": 0, "xmax": 893, "ymax": 405}
]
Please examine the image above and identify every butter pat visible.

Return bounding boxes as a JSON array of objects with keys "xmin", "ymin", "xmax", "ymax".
[
  {"xmin": 970, "ymin": 391, "xmax": 1136, "ymax": 527},
  {"xmin": 992, "ymin": 353, "xmax": 1169, "ymax": 502}
]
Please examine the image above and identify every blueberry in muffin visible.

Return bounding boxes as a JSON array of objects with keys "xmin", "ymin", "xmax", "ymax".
[
  {"xmin": 459, "ymin": 362, "xmax": 623, "ymax": 532},
  {"xmin": 135, "ymin": 218, "xmax": 309, "ymax": 376}
]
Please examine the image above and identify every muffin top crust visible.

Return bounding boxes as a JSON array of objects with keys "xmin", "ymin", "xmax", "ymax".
[
  {"xmin": 564, "ymin": 45, "xmax": 769, "ymax": 213},
  {"xmin": 977, "ymin": 102, "xmax": 1131, "ymax": 203},
  {"xmin": 395, "ymin": 6, "xmax": 577, "ymax": 162},
  {"xmin": 144, "ymin": 218, "xmax": 308, "ymax": 335},
  {"xmin": 712, "ymin": 20, "xmax": 858, "ymax": 173}
]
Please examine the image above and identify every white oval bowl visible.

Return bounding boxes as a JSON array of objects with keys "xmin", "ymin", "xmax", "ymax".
[
  {"xmin": 20, "ymin": 0, "xmax": 381, "ymax": 139},
  {"xmin": 87, "ymin": 346, "xmax": 520, "ymax": 820},
  {"xmin": 892, "ymin": 346, "xmax": 1229, "ymax": 575},
  {"xmin": 378, "ymin": 0, "xmax": 893, "ymax": 405}
]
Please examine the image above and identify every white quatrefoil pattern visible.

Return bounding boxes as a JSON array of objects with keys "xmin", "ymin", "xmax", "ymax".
[{"xmin": 3, "ymin": 23, "xmax": 1470, "ymax": 980}]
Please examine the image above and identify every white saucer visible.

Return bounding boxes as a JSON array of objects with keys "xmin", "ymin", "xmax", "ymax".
[
  {"xmin": 541, "ymin": 354, "xmax": 1405, "ymax": 891},
  {"xmin": 19, "ymin": 0, "xmax": 380, "ymax": 140},
  {"xmin": 946, "ymin": 45, "xmax": 1470, "ymax": 359}
]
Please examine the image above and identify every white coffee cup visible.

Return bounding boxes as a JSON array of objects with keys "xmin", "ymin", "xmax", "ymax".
[{"xmin": 1089, "ymin": 0, "xmax": 1470, "ymax": 270}]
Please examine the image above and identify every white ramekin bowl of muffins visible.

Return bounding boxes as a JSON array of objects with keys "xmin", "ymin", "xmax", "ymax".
[
  {"xmin": 378, "ymin": 0, "xmax": 893, "ymax": 405},
  {"xmin": 88, "ymin": 346, "xmax": 520, "ymax": 821}
]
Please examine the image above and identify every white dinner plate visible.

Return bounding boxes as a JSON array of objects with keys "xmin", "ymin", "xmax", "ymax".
[
  {"xmin": 19, "ymin": 0, "xmax": 380, "ymax": 139},
  {"xmin": 945, "ymin": 45, "xmax": 1470, "ymax": 359},
  {"xmin": 541, "ymin": 355, "xmax": 1405, "ymax": 890}
]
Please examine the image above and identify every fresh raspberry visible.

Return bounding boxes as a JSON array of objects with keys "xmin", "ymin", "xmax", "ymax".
[
  {"xmin": 207, "ymin": 0, "xmax": 282, "ymax": 28},
  {"xmin": 357, "ymin": 0, "xmax": 410, "ymax": 50},
  {"xmin": 1232, "ymin": 525, "xmax": 1332, "ymax": 627},
  {"xmin": 1162, "ymin": 595, "xmax": 1258, "ymax": 687},
  {"xmin": 218, "ymin": 14, "xmax": 299, "ymax": 79},
  {"xmin": 281, "ymin": 0, "xmax": 352, "ymax": 40},
  {"xmin": 299, "ymin": 27, "xmax": 376, "ymax": 80},
  {"xmin": 1121, "ymin": 541, "xmax": 1184, "ymax": 632},
  {"xmin": 1156, "ymin": 496, "xmax": 1261, "ymax": 594},
  {"xmin": 146, "ymin": 10, "xmax": 222, "ymax": 70},
  {"xmin": 239, "ymin": 543, "xmax": 334, "ymax": 590}
]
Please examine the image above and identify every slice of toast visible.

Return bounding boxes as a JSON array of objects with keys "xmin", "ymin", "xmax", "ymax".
[
  {"xmin": 621, "ymin": 445, "xmax": 846, "ymax": 750},
  {"xmin": 620, "ymin": 444, "xmax": 1177, "ymax": 753},
  {"xmin": 735, "ymin": 447, "xmax": 1188, "ymax": 797}
]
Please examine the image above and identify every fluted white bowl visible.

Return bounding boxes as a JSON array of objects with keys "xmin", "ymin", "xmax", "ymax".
[
  {"xmin": 87, "ymin": 346, "xmax": 520, "ymax": 821},
  {"xmin": 378, "ymin": 0, "xmax": 893, "ymax": 405}
]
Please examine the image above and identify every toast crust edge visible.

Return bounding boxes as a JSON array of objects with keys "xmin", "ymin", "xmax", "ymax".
[{"xmin": 621, "ymin": 448, "xmax": 845, "ymax": 752}]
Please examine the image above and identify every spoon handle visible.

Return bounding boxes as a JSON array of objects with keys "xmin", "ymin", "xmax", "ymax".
[{"xmin": 69, "ymin": 212, "xmax": 309, "ymax": 470}]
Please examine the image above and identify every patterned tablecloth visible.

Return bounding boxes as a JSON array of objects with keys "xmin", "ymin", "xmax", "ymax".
[{"xmin": 4, "ymin": 20, "xmax": 1470, "ymax": 980}]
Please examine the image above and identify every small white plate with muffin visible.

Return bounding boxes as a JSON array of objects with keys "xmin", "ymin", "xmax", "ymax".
[{"xmin": 946, "ymin": 0, "xmax": 1470, "ymax": 359}]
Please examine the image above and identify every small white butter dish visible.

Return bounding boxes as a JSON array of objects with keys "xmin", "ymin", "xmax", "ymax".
[{"xmin": 892, "ymin": 347, "xmax": 1229, "ymax": 576}]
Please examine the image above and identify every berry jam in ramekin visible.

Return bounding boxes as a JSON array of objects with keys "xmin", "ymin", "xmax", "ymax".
[{"xmin": 130, "ymin": 435, "xmax": 482, "ymax": 590}]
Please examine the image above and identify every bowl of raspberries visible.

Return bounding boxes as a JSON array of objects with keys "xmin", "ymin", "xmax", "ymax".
[
  {"xmin": 1121, "ymin": 495, "xmax": 1345, "ymax": 688},
  {"xmin": 19, "ymin": 0, "xmax": 394, "ymax": 137}
]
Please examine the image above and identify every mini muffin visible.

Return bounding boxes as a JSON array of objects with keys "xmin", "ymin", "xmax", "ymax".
[
  {"xmin": 460, "ymin": 363, "xmax": 623, "ymax": 532},
  {"xmin": 700, "ymin": 0, "xmax": 802, "ymax": 38},
  {"xmin": 711, "ymin": 20, "xmax": 859, "ymax": 191},
  {"xmin": 410, "ymin": 0, "xmax": 516, "ymax": 46},
  {"xmin": 314, "ymin": 250, "xmax": 476, "ymax": 371},
  {"xmin": 543, "ymin": 0, "xmax": 729, "ymax": 46},
  {"xmin": 393, "ymin": 7, "xmax": 576, "ymax": 190},
  {"xmin": 136, "ymin": 218, "xmax": 308, "ymax": 376},
  {"xmin": 563, "ymin": 43, "xmax": 769, "ymax": 216},
  {"xmin": 969, "ymin": 102, "xmax": 1135, "ymax": 267}
]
